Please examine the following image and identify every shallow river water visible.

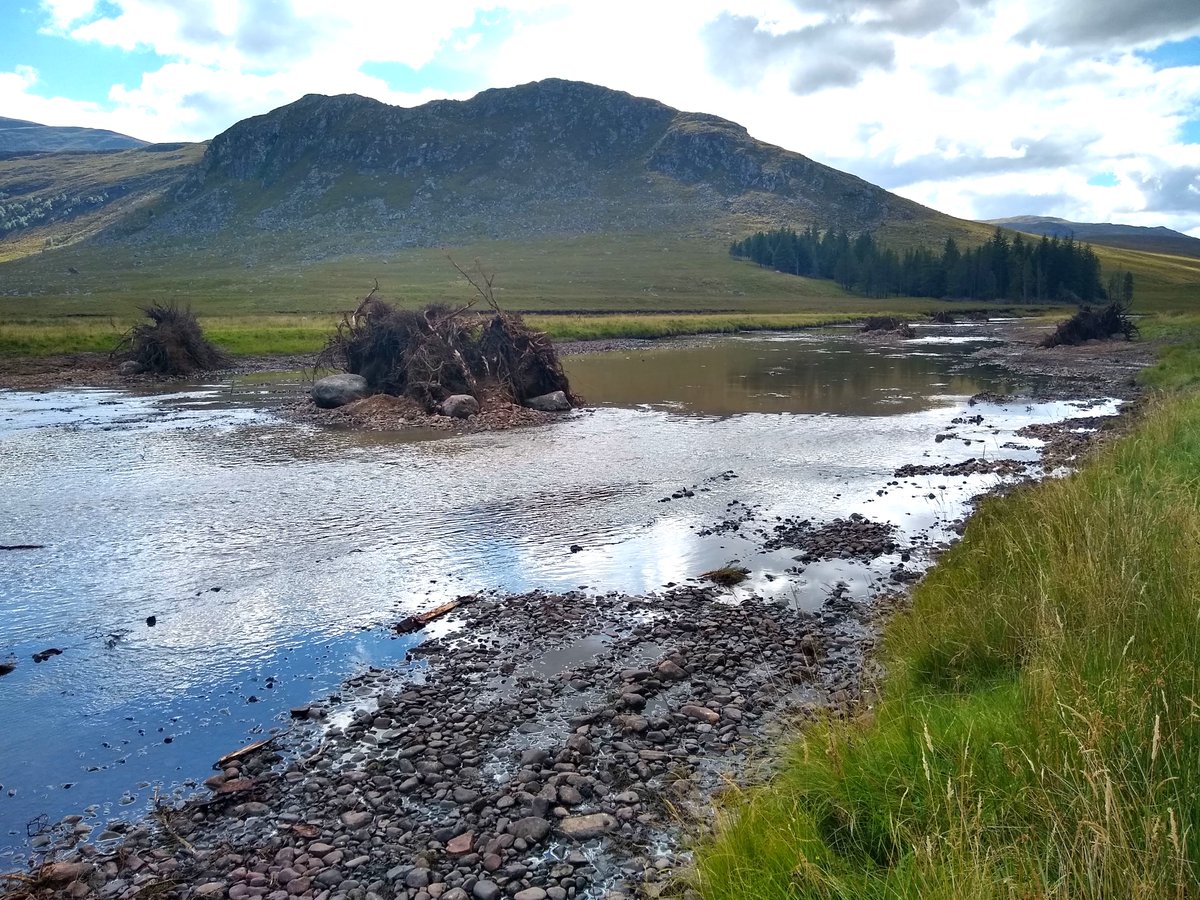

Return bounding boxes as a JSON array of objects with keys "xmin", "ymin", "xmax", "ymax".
[{"xmin": 0, "ymin": 327, "xmax": 1113, "ymax": 857}]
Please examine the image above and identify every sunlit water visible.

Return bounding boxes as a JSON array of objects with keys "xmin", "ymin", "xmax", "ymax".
[{"xmin": 0, "ymin": 329, "xmax": 1115, "ymax": 856}]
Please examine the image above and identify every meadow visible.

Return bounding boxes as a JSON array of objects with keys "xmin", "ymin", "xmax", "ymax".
[{"xmin": 0, "ymin": 233, "xmax": 1028, "ymax": 356}]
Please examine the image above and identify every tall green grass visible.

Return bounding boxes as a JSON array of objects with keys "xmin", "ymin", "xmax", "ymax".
[
  {"xmin": 0, "ymin": 311, "xmax": 926, "ymax": 357},
  {"xmin": 692, "ymin": 393, "xmax": 1200, "ymax": 899}
]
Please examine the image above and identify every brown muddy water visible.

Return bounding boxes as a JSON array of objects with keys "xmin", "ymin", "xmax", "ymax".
[{"xmin": 0, "ymin": 327, "xmax": 1114, "ymax": 860}]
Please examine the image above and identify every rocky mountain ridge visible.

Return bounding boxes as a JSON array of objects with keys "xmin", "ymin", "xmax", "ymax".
[
  {"xmin": 150, "ymin": 79, "xmax": 944, "ymax": 252},
  {"xmin": 2, "ymin": 79, "xmax": 977, "ymax": 262}
]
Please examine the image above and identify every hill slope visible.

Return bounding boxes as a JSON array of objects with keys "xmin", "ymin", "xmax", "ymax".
[
  {"xmin": 0, "ymin": 142, "xmax": 207, "ymax": 261},
  {"xmin": 986, "ymin": 215, "xmax": 1200, "ymax": 259},
  {"xmin": 0, "ymin": 116, "xmax": 149, "ymax": 153},
  {"xmin": 149, "ymin": 79, "xmax": 981, "ymax": 255}
]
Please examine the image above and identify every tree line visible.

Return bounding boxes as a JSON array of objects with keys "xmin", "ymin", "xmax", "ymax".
[{"xmin": 729, "ymin": 226, "xmax": 1134, "ymax": 305}]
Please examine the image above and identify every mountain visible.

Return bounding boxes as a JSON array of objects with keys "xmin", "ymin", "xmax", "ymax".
[
  {"xmin": 985, "ymin": 215, "xmax": 1200, "ymax": 258},
  {"xmin": 0, "ymin": 79, "xmax": 1005, "ymax": 281},
  {"xmin": 153, "ymin": 79, "xmax": 980, "ymax": 255},
  {"xmin": 0, "ymin": 116, "xmax": 149, "ymax": 153},
  {"xmin": 2, "ymin": 80, "xmax": 990, "ymax": 263}
]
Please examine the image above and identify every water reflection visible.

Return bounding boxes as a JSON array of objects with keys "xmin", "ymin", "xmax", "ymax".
[{"xmin": 563, "ymin": 333, "xmax": 1015, "ymax": 415}]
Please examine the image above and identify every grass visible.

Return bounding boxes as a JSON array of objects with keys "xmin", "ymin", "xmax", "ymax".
[
  {"xmin": 2, "ymin": 296, "xmax": 1027, "ymax": 358},
  {"xmin": 1138, "ymin": 314, "xmax": 1200, "ymax": 392},
  {"xmin": 690, "ymin": 374, "xmax": 1200, "ymax": 898},
  {"xmin": 0, "ymin": 311, "xmax": 916, "ymax": 357},
  {"xmin": 0, "ymin": 226, "xmax": 1195, "ymax": 359}
]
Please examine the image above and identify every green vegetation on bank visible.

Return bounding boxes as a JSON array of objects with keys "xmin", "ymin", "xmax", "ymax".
[
  {"xmin": 0, "ymin": 311, "xmax": 970, "ymax": 357},
  {"xmin": 0, "ymin": 230, "xmax": 1196, "ymax": 360},
  {"xmin": 691, "ymin": 352, "xmax": 1200, "ymax": 897}
]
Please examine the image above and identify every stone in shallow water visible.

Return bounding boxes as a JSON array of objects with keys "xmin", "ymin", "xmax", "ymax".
[
  {"xmin": 524, "ymin": 391, "xmax": 571, "ymax": 412},
  {"xmin": 311, "ymin": 374, "xmax": 369, "ymax": 409},
  {"xmin": 339, "ymin": 810, "xmax": 372, "ymax": 829},
  {"xmin": 508, "ymin": 816, "xmax": 551, "ymax": 842},
  {"xmin": 441, "ymin": 394, "xmax": 480, "ymax": 418},
  {"xmin": 560, "ymin": 812, "xmax": 618, "ymax": 840}
]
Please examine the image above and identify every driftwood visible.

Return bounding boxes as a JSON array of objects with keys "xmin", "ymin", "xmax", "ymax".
[
  {"xmin": 0, "ymin": 545, "xmax": 44, "ymax": 551},
  {"xmin": 394, "ymin": 597, "xmax": 471, "ymax": 635},
  {"xmin": 215, "ymin": 733, "xmax": 285, "ymax": 770},
  {"xmin": 1042, "ymin": 301, "xmax": 1137, "ymax": 347}
]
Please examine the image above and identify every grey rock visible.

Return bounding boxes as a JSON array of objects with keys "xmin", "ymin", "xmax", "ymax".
[
  {"xmin": 656, "ymin": 659, "xmax": 687, "ymax": 680},
  {"xmin": 405, "ymin": 868, "xmax": 431, "ymax": 889},
  {"xmin": 441, "ymin": 394, "xmax": 480, "ymax": 419},
  {"xmin": 524, "ymin": 391, "xmax": 571, "ymax": 412},
  {"xmin": 117, "ymin": 360, "xmax": 145, "ymax": 376},
  {"xmin": 509, "ymin": 816, "xmax": 551, "ymax": 842},
  {"xmin": 340, "ymin": 810, "xmax": 372, "ymax": 829},
  {"xmin": 312, "ymin": 374, "xmax": 370, "ymax": 409},
  {"xmin": 472, "ymin": 881, "xmax": 501, "ymax": 900}
]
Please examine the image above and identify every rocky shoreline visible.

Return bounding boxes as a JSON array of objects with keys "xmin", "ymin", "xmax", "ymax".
[
  {"xmin": 0, "ymin": 322, "xmax": 1146, "ymax": 900},
  {"xmin": 8, "ymin": 584, "xmax": 881, "ymax": 900}
]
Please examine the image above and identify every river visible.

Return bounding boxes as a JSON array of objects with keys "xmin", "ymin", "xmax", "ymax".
[{"xmin": 0, "ymin": 327, "xmax": 1114, "ymax": 859}]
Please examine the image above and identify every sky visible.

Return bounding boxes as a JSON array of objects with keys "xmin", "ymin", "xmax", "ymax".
[{"xmin": 2, "ymin": 0, "xmax": 1200, "ymax": 236}]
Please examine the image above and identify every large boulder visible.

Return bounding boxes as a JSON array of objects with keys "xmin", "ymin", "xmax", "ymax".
[
  {"xmin": 312, "ymin": 374, "xmax": 369, "ymax": 409},
  {"xmin": 524, "ymin": 391, "xmax": 571, "ymax": 412},
  {"xmin": 441, "ymin": 394, "xmax": 480, "ymax": 419}
]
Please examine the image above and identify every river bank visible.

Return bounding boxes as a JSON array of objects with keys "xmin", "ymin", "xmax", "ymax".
[
  {"xmin": 690, "ymin": 387, "xmax": 1199, "ymax": 899},
  {"xmin": 0, "ymin": 321, "xmax": 1147, "ymax": 899}
]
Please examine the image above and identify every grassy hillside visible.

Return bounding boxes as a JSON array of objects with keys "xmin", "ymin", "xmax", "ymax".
[
  {"xmin": 0, "ymin": 143, "xmax": 205, "ymax": 262},
  {"xmin": 3, "ymin": 233, "xmax": 1011, "ymax": 355},
  {"xmin": 0, "ymin": 116, "xmax": 149, "ymax": 153},
  {"xmin": 987, "ymin": 216, "xmax": 1200, "ymax": 259}
]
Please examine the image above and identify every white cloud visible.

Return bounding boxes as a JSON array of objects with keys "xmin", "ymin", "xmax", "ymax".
[{"xmin": 6, "ymin": 0, "xmax": 1199, "ymax": 234}]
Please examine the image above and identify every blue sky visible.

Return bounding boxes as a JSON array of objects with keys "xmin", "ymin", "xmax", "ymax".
[{"xmin": 2, "ymin": 0, "xmax": 1200, "ymax": 235}]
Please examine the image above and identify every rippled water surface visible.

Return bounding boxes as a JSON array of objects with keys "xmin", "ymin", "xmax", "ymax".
[{"xmin": 0, "ymin": 329, "xmax": 1113, "ymax": 855}]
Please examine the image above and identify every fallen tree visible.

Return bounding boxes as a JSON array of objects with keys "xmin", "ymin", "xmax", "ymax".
[
  {"xmin": 112, "ymin": 303, "xmax": 229, "ymax": 376},
  {"xmin": 316, "ymin": 270, "xmax": 577, "ymax": 414},
  {"xmin": 1041, "ymin": 301, "xmax": 1138, "ymax": 348}
]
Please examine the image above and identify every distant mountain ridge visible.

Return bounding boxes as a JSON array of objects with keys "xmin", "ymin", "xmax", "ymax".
[
  {"xmin": 0, "ymin": 116, "xmax": 148, "ymax": 153},
  {"xmin": 986, "ymin": 215, "xmax": 1200, "ymax": 258},
  {"xmin": 1, "ymin": 79, "xmax": 990, "ymax": 261}
]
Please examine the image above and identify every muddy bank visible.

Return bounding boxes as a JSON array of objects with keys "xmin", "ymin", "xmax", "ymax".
[
  {"xmin": 277, "ymin": 390, "xmax": 575, "ymax": 435},
  {"xmin": 967, "ymin": 318, "xmax": 1152, "ymax": 399},
  {"xmin": 0, "ymin": 353, "xmax": 319, "ymax": 393}
]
